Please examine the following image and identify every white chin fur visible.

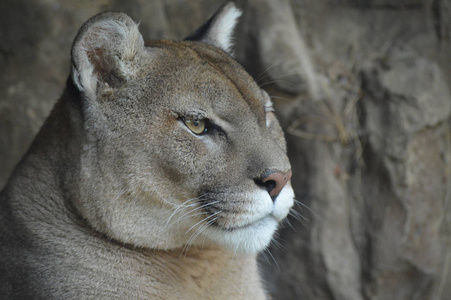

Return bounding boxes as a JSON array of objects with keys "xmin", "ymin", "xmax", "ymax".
[{"xmin": 201, "ymin": 217, "xmax": 278, "ymax": 254}]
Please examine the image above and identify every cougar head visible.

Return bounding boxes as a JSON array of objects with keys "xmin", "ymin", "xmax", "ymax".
[{"xmin": 70, "ymin": 3, "xmax": 294, "ymax": 254}]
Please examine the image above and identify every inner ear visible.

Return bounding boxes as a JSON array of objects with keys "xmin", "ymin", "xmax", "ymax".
[
  {"xmin": 85, "ymin": 44, "xmax": 114, "ymax": 85},
  {"xmin": 185, "ymin": 2, "xmax": 242, "ymax": 54},
  {"xmin": 71, "ymin": 12, "xmax": 144, "ymax": 97}
]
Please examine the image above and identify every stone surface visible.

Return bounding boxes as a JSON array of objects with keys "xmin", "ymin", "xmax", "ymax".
[
  {"xmin": 260, "ymin": 1, "xmax": 451, "ymax": 299},
  {"xmin": 358, "ymin": 55, "xmax": 450, "ymax": 299},
  {"xmin": 1, "ymin": 1, "xmax": 450, "ymax": 299},
  {"xmin": 235, "ymin": 0, "xmax": 319, "ymax": 97}
]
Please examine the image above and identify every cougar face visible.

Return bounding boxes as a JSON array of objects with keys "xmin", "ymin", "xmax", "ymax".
[{"xmin": 69, "ymin": 6, "xmax": 294, "ymax": 254}]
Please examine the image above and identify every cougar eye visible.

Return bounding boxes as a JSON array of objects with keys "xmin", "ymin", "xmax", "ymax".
[{"xmin": 184, "ymin": 117, "xmax": 207, "ymax": 135}]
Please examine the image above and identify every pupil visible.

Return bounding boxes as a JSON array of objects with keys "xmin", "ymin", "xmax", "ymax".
[{"xmin": 193, "ymin": 120, "xmax": 199, "ymax": 127}]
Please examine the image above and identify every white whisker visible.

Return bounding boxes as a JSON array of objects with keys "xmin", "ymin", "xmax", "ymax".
[
  {"xmin": 264, "ymin": 248, "xmax": 280, "ymax": 271},
  {"xmin": 255, "ymin": 54, "xmax": 298, "ymax": 83},
  {"xmin": 181, "ymin": 213, "xmax": 221, "ymax": 258},
  {"xmin": 284, "ymin": 217, "xmax": 295, "ymax": 230},
  {"xmin": 294, "ymin": 198, "xmax": 319, "ymax": 218},
  {"xmin": 186, "ymin": 211, "xmax": 221, "ymax": 234},
  {"xmin": 163, "ymin": 195, "xmax": 207, "ymax": 229},
  {"xmin": 289, "ymin": 209, "xmax": 308, "ymax": 223},
  {"xmin": 259, "ymin": 79, "xmax": 297, "ymax": 89},
  {"xmin": 173, "ymin": 200, "xmax": 220, "ymax": 226},
  {"xmin": 269, "ymin": 95, "xmax": 292, "ymax": 102}
]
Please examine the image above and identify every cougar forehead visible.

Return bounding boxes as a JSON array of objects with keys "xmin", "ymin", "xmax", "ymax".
[
  {"xmin": 119, "ymin": 40, "xmax": 287, "ymax": 183},
  {"xmin": 142, "ymin": 40, "xmax": 266, "ymax": 123}
]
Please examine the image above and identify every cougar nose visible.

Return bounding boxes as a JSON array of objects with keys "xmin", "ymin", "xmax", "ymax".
[{"xmin": 255, "ymin": 170, "xmax": 292, "ymax": 201}]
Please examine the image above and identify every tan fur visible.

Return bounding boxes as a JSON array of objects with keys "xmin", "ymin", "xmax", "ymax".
[{"xmin": 0, "ymin": 4, "xmax": 293, "ymax": 299}]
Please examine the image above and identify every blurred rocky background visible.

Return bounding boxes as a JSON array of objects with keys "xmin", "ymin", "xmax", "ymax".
[{"xmin": 1, "ymin": 0, "xmax": 450, "ymax": 299}]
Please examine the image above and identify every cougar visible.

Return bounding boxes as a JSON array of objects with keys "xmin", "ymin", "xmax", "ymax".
[{"xmin": 0, "ymin": 3, "xmax": 294, "ymax": 299}]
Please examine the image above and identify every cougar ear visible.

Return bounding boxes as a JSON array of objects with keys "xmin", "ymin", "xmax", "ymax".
[
  {"xmin": 185, "ymin": 2, "xmax": 242, "ymax": 54},
  {"xmin": 71, "ymin": 12, "xmax": 144, "ymax": 97}
]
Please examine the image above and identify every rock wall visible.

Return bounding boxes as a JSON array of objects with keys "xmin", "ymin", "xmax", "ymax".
[{"xmin": 1, "ymin": 0, "xmax": 450, "ymax": 299}]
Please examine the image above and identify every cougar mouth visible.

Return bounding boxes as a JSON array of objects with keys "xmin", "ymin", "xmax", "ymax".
[
  {"xmin": 200, "ymin": 213, "xmax": 278, "ymax": 254},
  {"xmin": 196, "ymin": 189, "xmax": 274, "ymax": 229},
  {"xmin": 190, "ymin": 187, "xmax": 293, "ymax": 253},
  {"xmin": 211, "ymin": 215, "xmax": 271, "ymax": 232}
]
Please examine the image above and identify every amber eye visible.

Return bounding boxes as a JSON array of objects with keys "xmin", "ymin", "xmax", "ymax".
[{"xmin": 184, "ymin": 118, "xmax": 206, "ymax": 135}]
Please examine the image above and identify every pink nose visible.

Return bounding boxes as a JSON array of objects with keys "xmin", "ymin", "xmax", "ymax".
[{"xmin": 259, "ymin": 170, "xmax": 292, "ymax": 199}]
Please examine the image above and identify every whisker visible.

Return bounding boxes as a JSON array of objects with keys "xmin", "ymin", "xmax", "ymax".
[
  {"xmin": 255, "ymin": 54, "xmax": 298, "ymax": 83},
  {"xmin": 181, "ymin": 213, "xmax": 221, "ymax": 258},
  {"xmin": 290, "ymin": 207, "xmax": 309, "ymax": 220},
  {"xmin": 165, "ymin": 202, "xmax": 201, "ymax": 229},
  {"xmin": 177, "ymin": 204, "xmax": 204, "ymax": 221},
  {"xmin": 269, "ymin": 95, "xmax": 292, "ymax": 102},
  {"xmin": 159, "ymin": 197, "xmax": 190, "ymax": 208},
  {"xmin": 112, "ymin": 187, "xmax": 127, "ymax": 202},
  {"xmin": 186, "ymin": 211, "xmax": 221, "ymax": 234},
  {"xmin": 271, "ymin": 235, "xmax": 286, "ymax": 251},
  {"xmin": 263, "ymin": 71, "xmax": 308, "ymax": 81},
  {"xmin": 165, "ymin": 197, "xmax": 218, "ymax": 230},
  {"xmin": 259, "ymin": 250, "xmax": 271, "ymax": 266},
  {"xmin": 289, "ymin": 208, "xmax": 309, "ymax": 223},
  {"xmin": 259, "ymin": 79, "xmax": 297, "ymax": 89},
  {"xmin": 264, "ymin": 248, "xmax": 280, "ymax": 271},
  {"xmin": 176, "ymin": 211, "xmax": 210, "ymax": 226},
  {"xmin": 174, "ymin": 200, "xmax": 220, "ymax": 225},
  {"xmin": 186, "ymin": 216, "xmax": 219, "ymax": 254},
  {"xmin": 159, "ymin": 191, "xmax": 207, "ymax": 209},
  {"xmin": 294, "ymin": 199, "xmax": 319, "ymax": 218},
  {"xmin": 284, "ymin": 217, "xmax": 295, "ymax": 231},
  {"xmin": 163, "ymin": 196, "xmax": 205, "ymax": 229}
]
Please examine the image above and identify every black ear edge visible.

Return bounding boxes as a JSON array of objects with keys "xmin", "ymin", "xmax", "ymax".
[
  {"xmin": 184, "ymin": 3, "xmax": 227, "ymax": 42},
  {"xmin": 184, "ymin": 2, "xmax": 242, "ymax": 54}
]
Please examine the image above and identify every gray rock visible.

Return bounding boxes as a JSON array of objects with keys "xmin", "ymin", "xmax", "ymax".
[
  {"xmin": 358, "ymin": 54, "xmax": 450, "ymax": 300},
  {"xmin": 235, "ymin": 0, "xmax": 318, "ymax": 96}
]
